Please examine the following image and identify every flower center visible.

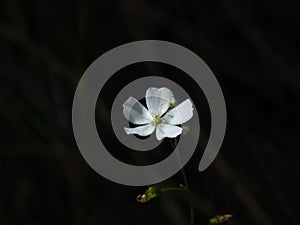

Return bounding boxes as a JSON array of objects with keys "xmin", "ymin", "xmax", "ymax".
[{"xmin": 153, "ymin": 115, "xmax": 162, "ymax": 124}]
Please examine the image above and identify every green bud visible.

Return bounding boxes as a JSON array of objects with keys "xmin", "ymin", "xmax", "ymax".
[
  {"xmin": 209, "ymin": 214, "xmax": 233, "ymax": 224},
  {"xmin": 136, "ymin": 186, "xmax": 161, "ymax": 203}
]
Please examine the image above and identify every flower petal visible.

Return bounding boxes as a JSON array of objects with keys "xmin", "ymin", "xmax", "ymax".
[
  {"xmin": 124, "ymin": 123, "xmax": 156, "ymax": 136},
  {"xmin": 162, "ymin": 99, "xmax": 193, "ymax": 125},
  {"xmin": 146, "ymin": 87, "xmax": 174, "ymax": 117},
  {"xmin": 123, "ymin": 97, "xmax": 153, "ymax": 125},
  {"xmin": 156, "ymin": 123, "xmax": 182, "ymax": 141}
]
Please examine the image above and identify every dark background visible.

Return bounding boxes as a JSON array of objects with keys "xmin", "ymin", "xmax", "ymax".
[{"xmin": 0, "ymin": 0, "xmax": 299, "ymax": 225}]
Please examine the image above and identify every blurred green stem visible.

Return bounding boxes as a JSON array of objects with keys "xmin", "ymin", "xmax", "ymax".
[
  {"xmin": 181, "ymin": 166, "xmax": 195, "ymax": 225},
  {"xmin": 160, "ymin": 187, "xmax": 185, "ymax": 193},
  {"xmin": 170, "ymin": 139, "xmax": 195, "ymax": 225}
]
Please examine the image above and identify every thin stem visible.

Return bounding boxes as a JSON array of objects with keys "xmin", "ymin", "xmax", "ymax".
[
  {"xmin": 171, "ymin": 138, "xmax": 195, "ymax": 225},
  {"xmin": 180, "ymin": 167, "xmax": 195, "ymax": 225},
  {"xmin": 160, "ymin": 187, "xmax": 185, "ymax": 193}
]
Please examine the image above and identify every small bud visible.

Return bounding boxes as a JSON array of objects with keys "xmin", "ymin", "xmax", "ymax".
[
  {"xmin": 171, "ymin": 97, "xmax": 176, "ymax": 104},
  {"xmin": 136, "ymin": 186, "xmax": 161, "ymax": 203},
  {"xmin": 168, "ymin": 97, "xmax": 176, "ymax": 109},
  {"xmin": 182, "ymin": 125, "xmax": 189, "ymax": 135},
  {"xmin": 209, "ymin": 214, "xmax": 233, "ymax": 224}
]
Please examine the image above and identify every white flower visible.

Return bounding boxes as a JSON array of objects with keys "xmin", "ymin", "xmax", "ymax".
[{"xmin": 123, "ymin": 87, "xmax": 194, "ymax": 141}]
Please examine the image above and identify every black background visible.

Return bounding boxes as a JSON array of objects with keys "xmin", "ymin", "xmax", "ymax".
[{"xmin": 0, "ymin": 0, "xmax": 299, "ymax": 225}]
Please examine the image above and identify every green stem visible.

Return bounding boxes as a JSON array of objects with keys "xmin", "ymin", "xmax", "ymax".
[
  {"xmin": 180, "ymin": 167, "xmax": 195, "ymax": 225},
  {"xmin": 160, "ymin": 187, "xmax": 185, "ymax": 193},
  {"xmin": 171, "ymin": 139, "xmax": 195, "ymax": 225}
]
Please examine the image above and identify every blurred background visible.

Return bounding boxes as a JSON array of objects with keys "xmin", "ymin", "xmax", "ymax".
[{"xmin": 0, "ymin": 0, "xmax": 300, "ymax": 225}]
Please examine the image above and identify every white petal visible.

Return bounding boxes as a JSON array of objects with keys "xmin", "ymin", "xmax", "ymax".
[
  {"xmin": 123, "ymin": 97, "xmax": 153, "ymax": 125},
  {"xmin": 146, "ymin": 87, "xmax": 174, "ymax": 117},
  {"xmin": 156, "ymin": 123, "xmax": 182, "ymax": 141},
  {"xmin": 162, "ymin": 99, "xmax": 193, "ymax": 125},
  {"xmin": 124, "ymin": 123, "xmax": 155, "ymax": 136}
]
